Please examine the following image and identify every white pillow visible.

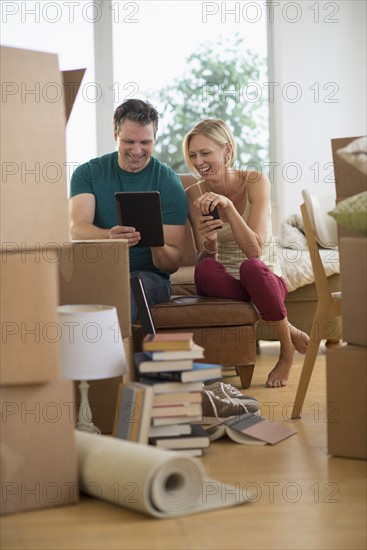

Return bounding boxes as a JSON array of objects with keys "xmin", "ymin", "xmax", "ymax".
[
  {"xmin": 337, "ymin": 136, "xmax": 367, "ymax": 175},
  {"xmin": 302, "ymin": 190, "xmax": 338, "ymax": 248},
  {"xmin": 279, "ymin": 214, "xmax": 308, "ymax": 250}
]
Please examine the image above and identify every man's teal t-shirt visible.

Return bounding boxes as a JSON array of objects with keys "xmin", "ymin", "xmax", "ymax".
[{"xmin": 70, "ymin": 153, "xmax": 188, "ymax": 277}]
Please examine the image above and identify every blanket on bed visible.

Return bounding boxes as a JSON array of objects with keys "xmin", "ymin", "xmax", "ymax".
[{"xmin": 275, "ymin": 214, "xmax": 340, "ymax": 292}]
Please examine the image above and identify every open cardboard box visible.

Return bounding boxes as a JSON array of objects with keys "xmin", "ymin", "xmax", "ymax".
[
  {"xmin": 0, "ymin": 46, "xmax": 85, "ymax": 249},
  {"xmin": 1, "ymin": 45, "xmax": 85, "ymax": 386},
  {"xmin": 0, "ymin": 46, "xmax": 85, "ymax": 514},
  {"xmin": 1, "ymin": 46, "xmax": 133, "ymax": 435}
]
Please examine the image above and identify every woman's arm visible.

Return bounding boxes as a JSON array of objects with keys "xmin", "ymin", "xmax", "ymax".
[
  {"xmin": 222, "ymin": 172, "xmax": 269, "ymax": 258},
  {"xmin": 193, "ymin": 171, "xmax": 270, "ymax": 259},
  {"xmin": 187, "ymin": 199, "xmax": 222, "ymax": 261}
]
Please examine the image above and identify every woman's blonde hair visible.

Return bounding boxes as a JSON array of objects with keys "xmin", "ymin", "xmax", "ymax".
[{"xmin": 182, "ymin": 119, "xmax": 236, "ymax": 176}]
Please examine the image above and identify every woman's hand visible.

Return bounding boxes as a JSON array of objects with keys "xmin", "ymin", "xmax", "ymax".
[
  {"xmin": 193, "ymin": 192, "xmax": 231, "ymax": 214},
  {"xmin": 193, "ymin": 192, "xmax": 228, "ymax": 239}
]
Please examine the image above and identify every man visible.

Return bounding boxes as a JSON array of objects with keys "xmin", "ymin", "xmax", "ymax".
[{"xmin": 69, "ymin": 99, "xmax": 188, "ymax": 322}]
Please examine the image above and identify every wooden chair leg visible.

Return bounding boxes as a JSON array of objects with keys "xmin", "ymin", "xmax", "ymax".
[
  {"xmin": 291, "ymin": 303, "xmax": 335, "ymax": 419},
  {"xmin": 291, "ymin": 336, "xmax": 321, "ymax": 419},
  {"xmin": 236, "ymin": 364, "xmax": 255, "ymax": 389}
]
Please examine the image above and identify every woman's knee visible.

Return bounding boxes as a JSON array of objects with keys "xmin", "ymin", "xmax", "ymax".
[
  {"xmin": 198, "ymin": 258, "xmax": 218, "ymax": 268},
  {"xmin": 195, "ymin": 258, "xmax": 219, "ymax": 278},
  {"xmin": 239, "ymin": 258, "xmax": 265, "ymax": 279}
]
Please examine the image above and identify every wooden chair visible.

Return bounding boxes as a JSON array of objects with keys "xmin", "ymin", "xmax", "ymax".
[{"xmin": 291, "ymin": 192, "xmax": 342, "ymax": 419}]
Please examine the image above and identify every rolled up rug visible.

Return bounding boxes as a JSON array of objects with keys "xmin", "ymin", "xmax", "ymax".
[{"xmin": 76, "ymin": 431, "xmax": 250, "ymax": 518}]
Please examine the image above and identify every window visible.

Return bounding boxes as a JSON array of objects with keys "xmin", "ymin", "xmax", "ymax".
[
  {"xmin": 1, "ymin": 0, "xmax": 270, "ymax": 175},
  {"xmin": 112, "ymin": 0, "xmax": 269, "ymax": 173}
]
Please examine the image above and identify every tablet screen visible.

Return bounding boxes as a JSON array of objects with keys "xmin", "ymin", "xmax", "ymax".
[{"xmin": 115, "ymin": 191, "xmax": 164, "ymax": 247}]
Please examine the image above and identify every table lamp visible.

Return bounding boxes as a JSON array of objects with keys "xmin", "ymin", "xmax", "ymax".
[{"xmin": 58, "ymin": 304, "xmax": 128, "ymax": 434}]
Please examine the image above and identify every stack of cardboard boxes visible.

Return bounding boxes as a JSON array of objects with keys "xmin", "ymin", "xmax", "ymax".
[
  {"xmin": 58, "ymin": 239, "xmax": 133, "ymax": 434},
  {"xmin": 0, "ymin": 46, "xmax": 84, "ymax": 514},
  {"xmin": 327, "ymin": 137, "xmax": 367, "ymax": 460}
]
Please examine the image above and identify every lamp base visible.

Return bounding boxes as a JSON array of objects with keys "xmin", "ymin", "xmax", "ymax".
[
  {"xmin": 77, "ymin": 380, "xmax": 101, "ymax": 435},
  {"xmin": 76, "ymin": 420, "xmax": 101, "ymax": 435}
]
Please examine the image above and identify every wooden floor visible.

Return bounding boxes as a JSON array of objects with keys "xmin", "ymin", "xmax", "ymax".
[{"xmin": 1, "ymin": 343, "xmax": 366, "ymax": 550}]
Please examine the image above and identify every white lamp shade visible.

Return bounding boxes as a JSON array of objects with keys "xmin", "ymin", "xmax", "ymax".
[{"xmin": 57, "ymin": 305, "xmax": 128, "ymax": 380}]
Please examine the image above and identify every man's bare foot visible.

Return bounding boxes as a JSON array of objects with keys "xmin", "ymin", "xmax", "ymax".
[
  {"xmin": 289, "ymin": 324, "xmax": 309, "ymax": 354},
  {"xmin": 266, "ymin": 352, "xmax": 294, "ymax": 388}
]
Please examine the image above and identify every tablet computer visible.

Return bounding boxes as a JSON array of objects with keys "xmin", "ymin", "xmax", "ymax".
[{"xmin": 115, "ymin": 191, "xmax": 164, "ymax": 248}]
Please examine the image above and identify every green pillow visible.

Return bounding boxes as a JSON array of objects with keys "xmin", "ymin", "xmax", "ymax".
[{"xmin": 328, "ymin": 191, "xmax": 367, "ymax": 234}]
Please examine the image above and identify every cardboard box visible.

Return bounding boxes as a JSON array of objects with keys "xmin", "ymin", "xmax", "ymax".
[
  {"xmin": 1, "ymin": 250, "xmax": 61, "ymax": 385},
  {"xmin": 0, "ymin": 46, "xmax": 84, "ymax": 249},
  {"xmin": 326, "ymin": 345, "xmax": 367, "ymax": 460},
  {"xmin": 0, "ymin": 379, "xmax": 79, "ymax": 515},
  {"xmin": 339, "ymin": 237, "xmax": 367, "ymax": 346},
  {"xmin": 59, "ymin": 241, "xmax": 132, "ymax": 434},
  {"xmin": 331, "ymin": 136, "xmax": 367, "ymax": 199}
]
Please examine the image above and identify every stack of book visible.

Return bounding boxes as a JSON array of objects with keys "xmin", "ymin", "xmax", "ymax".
[
  {"xmin": 115, "ymin": 332, "xmax": 222, "ymax": 456},
  {"xmin": 140, "ymin": 332, "xmax": 222, "ymax": 456}
]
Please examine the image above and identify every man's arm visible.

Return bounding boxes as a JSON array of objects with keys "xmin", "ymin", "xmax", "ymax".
[
  {"xmin": 151, "ymin": 224, "xmax": 186, "ymax": 274},
  {"xmin": 69, "ymin": 193, "xmax": 140, "ymax": 243},
  {"xmin": 69, "ymin": 193, "xmax": 109, "ymax": 239}
]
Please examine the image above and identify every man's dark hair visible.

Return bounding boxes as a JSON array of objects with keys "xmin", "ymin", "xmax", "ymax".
[{"xmin": 113, "ymin": 99, "xmax": 159, "ymax": 138}]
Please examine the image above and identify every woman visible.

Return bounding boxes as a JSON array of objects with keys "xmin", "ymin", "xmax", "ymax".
[{"xmin": 182, "ymin": 119, "xmax": 309, "ymax": 388}]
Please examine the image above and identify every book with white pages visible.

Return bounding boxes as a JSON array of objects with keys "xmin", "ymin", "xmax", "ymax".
[
  {"xmin": 151, "ymin": 403, "xmax": 202, "ymax": 419},
  {"xmin": 204, "ymin": 421, "xmax": 266, "ymax": 445},
  {"xmin": 134, "ymin": 352, "xmax": 193, "ymax": 373},
  {"xmin": 145, "ymin": 343, "xmax": 205, "ymax": 361},
  {"xmin": 143, "ymin": 332, "xmax": 194, "ymax": 351},
  {"xmin": 141, "ymin": 362, "xmax": 222, "ymax": 383},
  {"xmin": 203, "ymin": 412, "xmax": 297, "ymax": 445},
  {"xmin": 148, "ymin": 423, "xmax": 193, "ymax": 438},
  {"xmin": 114, "ymin": 382, "xmax": 154, "ymax": 444},
  {"xmin": 153, "ymin": 391, "xmax": 202, "ymax": 406},
  {"xmin": 149, "ymin": 425, "xmax": 210, "ymax": 450},
  {"xmin": 151, "ymin": 414, "xmax": 203, "ymax": 426},
  {"xmin": 139, "ymin": 379, "xmax": 204, "ymax": 394}
]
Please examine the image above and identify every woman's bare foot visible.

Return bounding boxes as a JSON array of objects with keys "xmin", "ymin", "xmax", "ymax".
[
  {"xmin": 264, "ymin": 319, "xmax": 307, "ymax": 388},
  {"xmin": 266, "ymin": 350, "xmax": 294, "ymax": 387},
  {"xmin": 289, "ymin": 324, "xmax": 309, "ymax": 354}
]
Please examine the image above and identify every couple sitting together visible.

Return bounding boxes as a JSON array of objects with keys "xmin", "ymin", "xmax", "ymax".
[{"xmin": 69, "ymin": 98, "xmax": 309, "ymax": 392}]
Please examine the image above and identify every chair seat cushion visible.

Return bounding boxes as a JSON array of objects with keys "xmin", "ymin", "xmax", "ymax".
[
  {"xmin": 151, "ymin": 296, "xmax": 258, "ymax": 329},
  {"xmin": 170, "ymin": 266, "xmax": 196, "ymax": 295}
]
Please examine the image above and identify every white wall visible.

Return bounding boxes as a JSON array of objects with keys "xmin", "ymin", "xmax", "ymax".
[{"xmin": 268, "ymin": 0, "xmax": 366, "ymax": 227}]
